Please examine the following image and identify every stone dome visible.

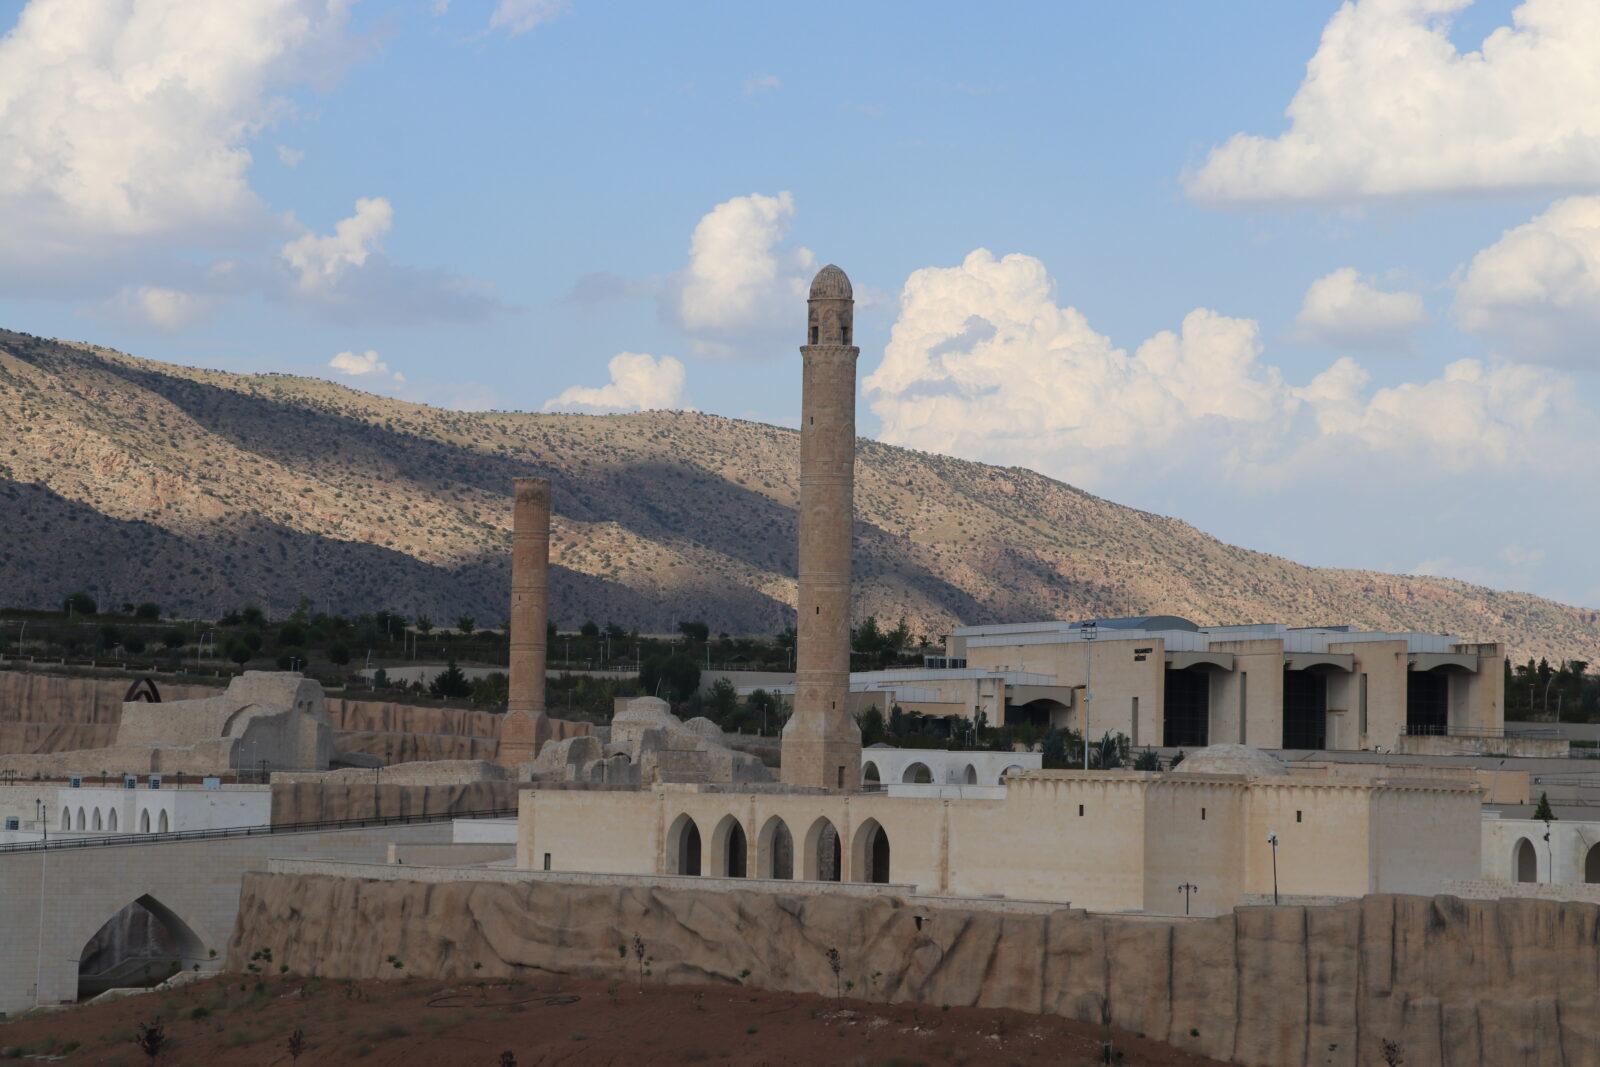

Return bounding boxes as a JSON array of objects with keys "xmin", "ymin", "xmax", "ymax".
[
  {"xmin": 1170, "ymin": 743, "xmax": 1289, "ymax": 777},
  {"xmin": 809, "ymin": 264, "xmax": 852, "ymax": 300}
]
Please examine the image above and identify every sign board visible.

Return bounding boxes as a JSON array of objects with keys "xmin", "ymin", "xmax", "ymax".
[{"xmin": 202, "ymin": 777, "xmax": 221, "ymax": 791}]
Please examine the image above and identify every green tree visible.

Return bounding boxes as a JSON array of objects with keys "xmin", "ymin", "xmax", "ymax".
[
  {"xmin": 276, "ymin": 647, "xmax": 307, "ymax": 671},
  {"xmin": 430, "ymin": 660, "xmax": 472, "ymax": 699},
  {"xmin": 456, "ymin": 615, "xmax": 476, "ymax": 635},
  {"xmin": 743, "ymin": 688, "xmax": 779, "ymax": 734},
  {"xmin": 580, "ymin": 620, "xmax": 600, "ymax": 638},
  {"xmin": 1534, "ymin": 791, "xmax": 1556, "ymax": 821},
  {"xmin": 705, "ymin": 677, "xmax": 740, "ymax": 724},
  {"xmin": 241, "ymin": 605, "xmax": 265, "ymax": 626},
  {"xmin": 1041, "ymin": 727, "xmax": 1067, "ymax": 765},
  {"xmin": 605, "ymin": 621, "xmax": 628, "ymax": 641},
  {"xmin": 640, "ymin": 653, "xmax": 700, "ymax": 702},
  {"xmin": 326, "ymin": 643, "xmax": 351, "ymax": 666},
  {"xmin": 1132, "ymin": 747, "xmax": 1161, "ymax": 771},
  {"xmin": 226, "ymin": 640, "xmax": 252, "ymax": 666},
  {"xmin": 123, "ymin": 636, "xmax": 146, "ymax": 655},
  {"xmin": 63, "ymin": 590, "xmax": 97, "ymax": 616},
  {"xmin": 857, "ymin": 704, "xmax": 886, "ymax": 747},
  {"xmin": 416, "ymin": 615, "xmax": 434, "ymax": 635},
  {"xmin": 677, "ymin": 620, "xmax": 709, "ymax": 643},
  {"xmin": 162, "ymin": 628, "xmax": 186, "ymax": 650},
  {"xmin": 277, "ymin": 622, "xmax": 306, "ymax": 647},
  {"xmin": 134, "ymin": 602, "xmax": 160, "ymax": 620},
  {"xmin": 887, "ymin": 704, "xmax": 906, "ymax": 737}
]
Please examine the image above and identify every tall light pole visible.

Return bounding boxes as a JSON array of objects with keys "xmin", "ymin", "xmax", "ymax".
[
  {"xmin": 1267, "ymin": 831, "xmax": 1280, "ymax": 905},
  {"xmin": 1177, "ymin": 881, "xmax": 1199, "ymax": 916},
  {"xmin": 1081, "ymin": 621, "xmax": 1098, "ymax": 770}
]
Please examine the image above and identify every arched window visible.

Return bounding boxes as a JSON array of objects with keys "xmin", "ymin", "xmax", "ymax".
[
  {"xmin": 668, "ymin": 814, "xmax": 701, "ymax": 876},
  {"xmin": 1586, "ymin": 843, "xmax": 1600, "ymax": 884},
  {"xmin": 61, "ymin": 808, "xmax": 71, "ymax": 830},
  {"xmin": 140, "ymin": 810, "xmax": 151, "ymax": 834},
  {"xmin": 902, "ymin": 762, "xmax": 933, "ymax": 785},
  {"xmin": 92, "ymin": 809, "xmax": 103, "ymax": 831},
  {"xmin": 963, "ymin": 763, "xmax": 977, "ymax": 785},
  {"xmin": 711, "ymin": 816, "xmax": 747, "ymax": 878},
  {"xmin": 862, "ymin": 761, "xmax": 881, "ymax": 786},
  {"xmin": 157, "ymin": 810, "xmax": 169, "ymax": 833},
  {"xmin": 108, "ymin": 809, "xmax": 118, "ymax": 832},
  {"xmin": 757, "ymin": 816, "xmax": 793, "ymax": 879},
  {"xmin": 1514, "ymin": 837, "xmax": 1538, "ymax": 883},
  {"xmin": 851, "ymin": 818, "xmax": 891, "ymax": 884},
  {"xmin": 802, "ymin": 817, "xmax": 841, "ymax": 881},
  {"xmin": 77, "ymin": 807, "xmax": 87, "ymax": 831}
]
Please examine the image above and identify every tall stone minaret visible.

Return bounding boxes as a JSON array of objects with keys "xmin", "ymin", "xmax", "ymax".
[
  {"xmin": 499, "ymin": 477, "xmax": 550, "ymax": 764},
  {"xmin": 781, "ymin": 264, "xmax": 863, "ymax": 790}
]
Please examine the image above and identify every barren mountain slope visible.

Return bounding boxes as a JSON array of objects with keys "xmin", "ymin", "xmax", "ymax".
[{"xmin": 1, "ymin": 329, "xmax": 1595, "ymax": 662}]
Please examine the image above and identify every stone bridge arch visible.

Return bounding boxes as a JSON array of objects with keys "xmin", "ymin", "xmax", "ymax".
[{"xmin": 69, "ymin": 892, "xmax": 216, "ymax": 999}]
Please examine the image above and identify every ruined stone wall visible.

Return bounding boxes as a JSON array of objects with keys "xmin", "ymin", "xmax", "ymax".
[
  {"xmin": 229, "ymin": 874, "xmax": 1600, "ymax": 1067},
  {"xmin": 269, "ymin": 781, "xmax": 517, "ymax": 824}
]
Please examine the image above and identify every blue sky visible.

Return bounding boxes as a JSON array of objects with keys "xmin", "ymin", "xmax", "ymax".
[{"xmin": 4, "ymin": 0, "xmax": 1600, "ymax": 609}]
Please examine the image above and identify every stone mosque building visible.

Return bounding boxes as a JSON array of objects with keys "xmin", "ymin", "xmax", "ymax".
[{"xmin": 507, "ymin": 265, "xmax": 1490, "ymax": 917}]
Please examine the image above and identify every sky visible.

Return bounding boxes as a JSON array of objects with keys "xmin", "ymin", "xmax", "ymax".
[{"xmin": 4, "ymin": 0, "xmax": 1600, "ymax": 608}]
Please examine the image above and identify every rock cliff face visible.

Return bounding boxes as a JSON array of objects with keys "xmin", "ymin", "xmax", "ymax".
[
  {"xmin": 230, "ymin": 874, "xmax": 1600, "ymax": 1067},
  {"xmin": 0, "ymin": 672, "xmax": 212, "ymax": 754},
  {"xmin": 0, "ymin": 672, "xmax": 572, "ymax": 767},
  {"xmin": 268, "ymin": 781, "xmax": 517, "ymax": 824}
]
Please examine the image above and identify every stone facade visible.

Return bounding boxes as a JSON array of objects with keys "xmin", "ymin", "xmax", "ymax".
[
  {"xmin": 782, "ymin": 265, "xmax": 863, "ymax": 791},
  {"xmin": 516, "ymin": 746, "xmax": 1482, "ymax": 916}
]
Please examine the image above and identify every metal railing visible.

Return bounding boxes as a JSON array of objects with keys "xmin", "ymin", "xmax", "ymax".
[
  {"xmin": 0, "ymin": 806, "xmax": 516, "ymax": 855},
  {"xmin": 1402, "ymin": 724, "xmax": 1518, "ymax": 739}
]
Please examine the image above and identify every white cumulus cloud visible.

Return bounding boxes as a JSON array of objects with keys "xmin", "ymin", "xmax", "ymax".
[
  {"xmin": 743, "ymin": 74, "xmax": 781, "ymax": 95},
  {"xmin": 669, "ymin": 191, "xmax": 816, "ymax": 357},
  {"xmin": 864, "ymin": 249, "xmax": 1586, "ymax": 491},
  {"xmin": 489, "ymin": 0, "xmax": 568, "ymax": 36},
  {"xmin": 102, "ymin": 285, "xmax": 215, "ymax": 330},
  {"xmin": 1455, "ymin": 195, "xmax": 1600, "ymax": 365},
  {"xmin": 329, "ymin": 349, "xmax": 404, "ymax": 382},
  {"xmin": 1293, "ymin": 268, "xmax": 1429, "ymax": 349},
  {"xmin": 1188, "ymin": 0, "xmax": 1600, "ymax": 204},
  {"xmin": 0, "ymin": 0, "xmax": 356, "ymax": 261},
  {"xmin": 543, "ymin": 352, "xmax": 688, "ymax": 414},
  {"xmin": 276, "ymin": 145, "xmax": 305, "ymax": 167},
  {"xmin": 281, "ymin": 197, "xmax": 393, "ymax": 295}
]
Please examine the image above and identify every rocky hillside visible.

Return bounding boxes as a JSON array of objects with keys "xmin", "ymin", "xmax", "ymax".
[{"xmin": 1, "ymin": 328, "xmax": 1596, "ymax": 662}]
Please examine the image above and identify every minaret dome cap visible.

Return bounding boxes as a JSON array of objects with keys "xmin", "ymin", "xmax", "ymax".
[{"xmin": 809, "ymin": 264, "xmax": 852, "ymax": 301}]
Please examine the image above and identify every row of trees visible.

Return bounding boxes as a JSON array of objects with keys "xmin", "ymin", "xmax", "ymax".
[{"xmin": 1506, "ymin": 658, "xmax": 1599, "ymax": 722}]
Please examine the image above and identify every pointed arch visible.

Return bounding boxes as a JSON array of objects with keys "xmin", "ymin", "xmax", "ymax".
[
  {"xmin": 1514, "ymin": 837, "xmax": 1537, "ymax": 883},
  {"xmin": 61, "ymin": 808, "xmax": 71, "ymax": 830},
  {"xmin": 77, "ymin": 806, "xmax": 87, "ymax": 831},
  {"xmin": 902, "ymin": 762, "xmax": 933, "ymax": 784},
  {"xmin": 92, "ymin": 809, "xmax": 103, "ymax": 832},
  {"xmin": 76, "ymin": 893, "xmax": 207, "ymax": 998},
  {"xmin": 963, "ymin": 763, "xmax": 977, "ymax": 785},
  {"xmin": 140, "ymin": 809, "xmax": 151, "ymax": 834},
  {"xmin": 157, "ymin": 810, "xmax": 169, "ymax": 833},
  {"xmin": 667, "ymin": 813, "xmax": 702, "ymax": 876},
  {"xmin": 108, "ymin": 809, "xmax": 118, "ymax": 832},
  {"xmin": 1586, "ymin": 843, "xmax": 1600, "ymax": 884},
  {"xmin": 801, "ymin": 817, "xmax": 841, "ymax": 882},
  {"xmin": 756, "ymin": 816, "xmax": 794, "ymax": 880},
  {"xmin": 850, "ymin": 818, "xmax": 891, "ymax": 884},
  {"xmin": 709, "ymin": 815, "xmax": 748, "ymax": 878}
]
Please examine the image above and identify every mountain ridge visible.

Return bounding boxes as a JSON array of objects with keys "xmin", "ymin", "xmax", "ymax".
[{"xmin": 1, "ymin": 327, "xmax": 1595, "ymax": 663}]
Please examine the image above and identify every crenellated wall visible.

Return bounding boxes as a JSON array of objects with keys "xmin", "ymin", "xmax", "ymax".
[{"xmin": 228, "ymin": 873, "xmax": 1600, "ymax": 1067}]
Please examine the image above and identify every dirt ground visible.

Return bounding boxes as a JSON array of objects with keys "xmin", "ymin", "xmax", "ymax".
[{"xmin": 0, "ymin": 974, "xmax": 1232, "ymax": 1066}]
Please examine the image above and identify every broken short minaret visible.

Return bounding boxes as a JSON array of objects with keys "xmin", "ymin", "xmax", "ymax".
[
  {"xmin": 499, "ymin": 476, "xmax": 550, "ymax": 764},
  {"xmin": 781, "ymin": 264, "xmax": 863, "ymax": 791}
]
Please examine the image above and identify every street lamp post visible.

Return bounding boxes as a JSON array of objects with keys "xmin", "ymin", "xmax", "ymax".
[
  {"xmin": 1081, "ymin": 621, "xmax": 1098, "ymax": 770},
  {"xmin": 1267, "ymin": 831, "xmax": 1280, "ymax": 905},
  {"xmin": 1177, "ymin": 882, "xmax": 1199, "ymax": 916}
]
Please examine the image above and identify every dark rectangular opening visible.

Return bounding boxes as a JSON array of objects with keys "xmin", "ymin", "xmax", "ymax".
[
  {"xmin": 1163, "ymin": 668, "xmax": 1210, "ymax": 748},
  {"xmin": 1407, "ymin": 671, "xmax": 1449, "ymax": 735},
  {"xmin": 1282, "ymin": 670, "xmax": 1328, "ymax": 749}
]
